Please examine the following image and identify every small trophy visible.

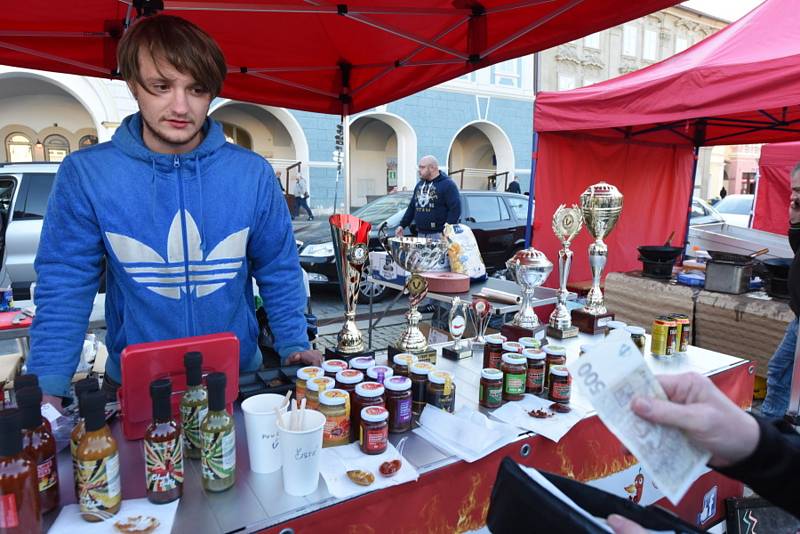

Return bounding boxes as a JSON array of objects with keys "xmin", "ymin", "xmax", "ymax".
[
  {"xmin": 469, "ymin": 296, "xmax": 493, "ymax": 348},
  {"xmin": 501, "ymin": 248, "xmax": 553, "ymax": 341},
  {"xmin": 571, "ymin": 181, "xmax": 623, "ymax": 334},
  {"xmin": 442, "ymin": 297, "xmax": 472, "ymax": 360},
  {"xmin": 547, "ymin": 205, "xmax": 583, "ymax": 339}
]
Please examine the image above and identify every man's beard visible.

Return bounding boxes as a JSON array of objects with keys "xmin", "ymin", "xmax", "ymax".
[{"xmin": 142, "ymin": 114, "xmax": 203, "ymax": 150}]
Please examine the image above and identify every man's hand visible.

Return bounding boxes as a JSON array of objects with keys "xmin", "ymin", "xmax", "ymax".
[
  {"xmin": 286, "ymin": 349, "xmax": 323, "ymax": 367},
  {"xmin": 607, "ymin": 515, "xmax": 647, "ymax": 534},
  {"xmin": 630, "ymin": 373, "xmax": 759, "ymax": 468},
  {"xmin": 394, "ymin": 226, "xmax": 404, "ymax": 237}
]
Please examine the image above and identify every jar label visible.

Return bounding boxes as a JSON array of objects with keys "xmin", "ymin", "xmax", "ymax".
[
  {"xmin": 488, "ymin": 354, "xmax": 502, "ymax": 369},
  {"xmin": 0, "ymin": 494, "xmax": 18, "ymax": 528},
  {"xmin": 181, "ymin": 404, "xmax": 207, "ymax": 454},
  {"xmin": 485, "ymin": 385, "xmax": 503, "ymax": 406},
  {"xmin": 78, "ymin": 452, "xmax": 121, "ymax": 515},
  {"xmin": 550, "ymin": 381, "xmax": 572, "ymax": 402},
  {"xmin": 145, "ymin": 437, "xmax": 184, "ymax": 492},
  {"xmin": 37, "ymin": 455, "xmax": 58, "ymax": 493},
  {"xmin": 504, "ymin": 373, "xmax": 526, "ymax": 395},
  {"xmin": 361, "ymin": 425, "xmax": 388, "ymax": 453},
  {"xmin": 202, "ymin": 429, "xmax": 236, "ymax": 481},
  {"xmin": 323, "ymin": 413, "xmax": 351, "ymax": 446},
  {"xmin": 526, "ymin": 367, "xmax": 545, "ymax": 391},
  {"xmin": 392, "ymin": 397, "xmax": 413, "ymax": 428}
]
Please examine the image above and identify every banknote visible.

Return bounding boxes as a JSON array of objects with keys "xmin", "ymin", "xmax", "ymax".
[{"xmin": 568, "ymin": 339, "xmax": 711, "ymax": 504}]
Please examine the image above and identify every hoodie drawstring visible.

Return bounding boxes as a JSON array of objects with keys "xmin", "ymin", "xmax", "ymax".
[
  {"xmin": 151, "ymin": 159, "xmax": 157, "ymax": 224},
  {"xmin": 196, "ymin": 154, "xmax": 207, "ymax": 254}
]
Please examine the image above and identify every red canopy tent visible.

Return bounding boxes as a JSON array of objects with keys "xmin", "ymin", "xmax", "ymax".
[
  {"xmin": 753, "ymin": 141, "xmax": 800, "ymax": 235},
  {"xmin": 0, "ymin": 0, "xmax": 678, "ymax": 115},
  {"xmin": 532, "ymin": 0, "xmax": 800, "ymax": 284}
]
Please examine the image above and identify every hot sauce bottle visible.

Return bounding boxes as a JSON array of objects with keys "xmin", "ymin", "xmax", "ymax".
[
  {"xmin": 0, "ymin": 409, "xmax": 41, "ymax": 534},
  {"xmin": 145, "ymin": 378, "xmax": 183, "ymax": 504},
  {"xmin": 76, "ymin": 391, "xmax": 121, "ymax": 522},
  {"xmin": 16, "ymin": 386, "xmax": 59, "ymax": 514},
  {"xmin": 200, "ymin": 373, "xmax": 235, "ymax": 492},
  {"xmin": 71, "ymin": 377, "xmax": 99, "ymax": 499},
  {"xmin": 180, "ymin": 352, "xmax": 207, "ymax": 461}
]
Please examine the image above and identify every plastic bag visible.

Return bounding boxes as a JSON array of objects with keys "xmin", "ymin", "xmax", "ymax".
[{"xmin": 444, "ymin": 223, "xmax": 486, "ymax": 280}]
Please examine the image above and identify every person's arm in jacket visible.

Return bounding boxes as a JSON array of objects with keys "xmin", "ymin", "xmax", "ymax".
[{"xmin": 445, "ymin": 180, "xmax": 461, "ymax": 224}]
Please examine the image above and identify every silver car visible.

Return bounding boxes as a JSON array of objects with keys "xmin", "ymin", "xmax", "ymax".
[{"xmin": 0, "ymin": 162, "xmax": 59, "ymax": 298}]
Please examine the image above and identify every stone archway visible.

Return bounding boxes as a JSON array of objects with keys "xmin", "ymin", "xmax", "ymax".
[{"xmin": 446, "ymin": 120, "xmax": 515, "ymax": 190}]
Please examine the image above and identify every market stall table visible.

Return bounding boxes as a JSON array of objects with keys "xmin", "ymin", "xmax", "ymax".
[{"xmin": 43, "ymin": 330, "xmax": 751, "ymax": 532}]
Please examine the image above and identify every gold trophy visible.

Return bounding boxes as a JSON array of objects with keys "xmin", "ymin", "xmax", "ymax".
[
  {"xmin": 546, "ymin": 205, "xmax": 583, "ymax": 339},
  {"xmin": 328, "ymin": 214, "xmax": 374, "ymax": 360},
  {"xmin": 571, "ymin": 182, "xmax": 623, "ymax": 334}
]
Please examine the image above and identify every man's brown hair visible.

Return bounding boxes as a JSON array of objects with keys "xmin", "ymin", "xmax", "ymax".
[{"xmin": 117, "ymin": 15, "xmax": 227, "ymax": 98}]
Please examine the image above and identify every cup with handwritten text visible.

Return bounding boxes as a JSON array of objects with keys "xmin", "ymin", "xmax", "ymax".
[
  {"xmin": 241, "ymin": 394, "xmax": 288, "ymax": 474},
  {"xmin": 276, "ymin": 409, "xmax": 326, "ymax": 496}
]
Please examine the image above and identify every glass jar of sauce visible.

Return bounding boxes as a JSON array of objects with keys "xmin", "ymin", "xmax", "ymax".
[
  {"xmin": 384, "ymin": 376, "xmax": 413, "ymax": 433},
  {"xmin": 669, "ymin": 314, "xmax": 691, "ymax": 354},
  {"xmin": 359, "ymin": 406, "xmax": 388, "ymax": 455},
  {"xmin": 409, "ymin": 362, "xmax": 435, "ymax": 416},
  {"xmin": 319, "ymin": 389, "xmax": 350, "ymax": 448},
  {"xmin": 524, "ymin": 349, "xmax": 546, "ymax": 395},
  {"xmin": 295, "ymin": 366, "xmax": 323, "ymax": 401},
  {"xmin": 483, "ymin": 334, "xmax": 506, "ymax": 369},
  {"xmin": 543, "ymin": 345, "xmax": 567, "ymax": 388},
  {"xmin": 626, "ymin": 326, "xmax": 647, "ymax": 355},
  {"xmin": 518, "ymin": 337, "xmax": 541, "ymax": 350},
  {"xmin": 366, "ymin": 365, "xmax": 394, "ymax": 384},
  {"xmin": 548, "ymin": 366, "xmax": 571, "ymax": 404},
  {"xmin": 501, "ymin": 353, "xmax": 527, "ymax": 401},
  {"xmin": 426, "ymin": 371, "xmax": 456, "ymax": 413},
  {"xmin": 502, "ymin": 341, "xmax": 523, "ymax": 354},
  {"xmin": 479, "ymin": 368, "xmax": 503, "ymax": 409},
  {"xmin": 335, "ymin": 369, "xmax": 363, "ymax": 442},
  {"xmin": 350, "ymin": 356, "xmax": 376, "ymax": 373},
  {"xmin": 392, "ymin": 353, "xmax": 418, "ymax": 377},
  {"xmin": 305, "ymin": 377, "xmax": 335, "ymax": 411},
  {"xmin": 352, "ymin": 382, "xmax": 385, "ymax": 438},
  {"xmin": 322, "ymin": 359, "xmax": 348, "ymax": 379}
]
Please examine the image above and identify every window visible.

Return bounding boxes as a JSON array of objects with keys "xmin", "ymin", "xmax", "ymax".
[
  {"xmin": 506, "ymin": 196, "xmax": 528, "ymax": 220},
  {"xmin": 643, "ymin": 29, "xmax": 658, "ymax": 61},
  {"xmin": 221, "ymin": 122, "xmax": 253, "ymax": 149},
  {"xmin": 715, "ymin": 195, "xmax": 753, "ymax": 216},
  {"xmin": 353, "ymin": 193, "xmax": 413, "ymax": 226},
  {"xmin": 0, "ymin": 179, "xmax": 15, "ymax": 218},
  {"xmin": 13, "ymin": 173, "xmax": 55, "ymax": 220},
  {"xmin": 675, "ymin": 35, "xmax": 689, "ymax": 53},
  {"xmin": 583, "ymin": 32, "xmax": 600, "ymax": 49},
  {"xmin": 79, "ymin": 135, "xmax": 98, "ymax": 149},
  {"xmin": 5, "ymin": 133, "xmax": 33, "ymax": 163},
  {"xmin": 492, "ymin": 59, "xmax": 521, "ymax": 88},
  {"xmin": 741, "ymin": 172, "xmax": 756, "ymax": 194},
  {"xmin": 459, "ymin": 71, "xmax": 476, "ymax": 82},
  {"xmin": 690, "ymin": 200, "xmax": 707, "ymax": 219},
  {"xmin": 622, "ymin": 24, "xmax": 639, "ymax": 57},
  {"xmin": 557, "ymin": 74, "xmax": 576, "ymax": 91},
  {"xmin": 466, "ymin": 196, "xmax": 503, "ymax": 223},
  {"xmin": 44, "ymin": 134, "xmax": 70, "ymax": 162}
]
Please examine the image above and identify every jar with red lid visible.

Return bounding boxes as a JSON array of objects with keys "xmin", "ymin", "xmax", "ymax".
[
  {"xmin": 306, "ymin": 376, "xmax": 335, "ymax": 410},
  {"xmin": 524, "ymin": 348, "xmax": 546, "ymax": 395},
  {"xmin": 501, "ymin": 353, "xmax": 527, "ymax": 401},
  {"xmin": 366, "ymin": 365, "xmax": 394, "ymax": 384},
  {"xmin": 351, "ymin": 382, "xmax": 385, "ymax": 439},
  {"xmin": 322, "ymin": 359, "xmax": 348, "ymax": 379},
  {"xmin": 479, "ymin": 368, "xmax": 503, "ymax": 409},
  {"xmin": 548, "ymin": 366, "xmax": 571, "ymax": 404},
  {"xmin": 409, "ymin": 362, "xmax": 435, "ymax": 416},
  {"xmin": 295, "ymin": 366, "xmax": 323, "ymax": 401},
  {"xmin": 350, "ymin": 356, "xmax": 376, "ymax": 372},
  {"xmin": 426, "ymin": 371, "xmax": 456, "ymax": 413},
  {"xmin": 359, "ymin": 406, "xmax": 388, "ymax": 455},
  {"xmin": 483, "ymin": 334, "xmax": 506, "ymax": 369},
  {"xmin": 392, "ymin": 353, "xmax": 418, "ymax": 377},
  {"xmin": 384, "ymin": 376, "xmax": 413, "ymax": 433},
  {"xmin": 543, "ymin": 345, "xmax": 567, "ymax": 388}
]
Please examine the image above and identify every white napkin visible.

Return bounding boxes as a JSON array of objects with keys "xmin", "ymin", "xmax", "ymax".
[
  {"xmin": 490, "ymin": 394, "xmax": 586, "ymax": 443},
  {"xmin": 49, "ymin": 498, "xmax": 179, "ymax": 534},
  {"xmin": 413, "ymin": 405, "xmax": 519, "ymax": 462},
  {"xmin": 319, "ymin": 442, "xmax": 418, "ymax": 499}
]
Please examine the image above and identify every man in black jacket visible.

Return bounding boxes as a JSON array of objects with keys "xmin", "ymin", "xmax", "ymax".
[
  {"xmin": 506, "ymin": 175, "xmax": 521, "ymax": 194},
  {"xmin": 395, "ymin": 155, "xmax": 461, "ymax": 239},
  {"xmin": 761, "ymin": 162, "xmax": 800, "ymax": 418}
]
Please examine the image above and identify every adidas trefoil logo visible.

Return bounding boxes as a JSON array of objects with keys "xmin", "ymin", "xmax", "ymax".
[{"xmin": 106, "ymin": 211, "xmax": 249, "ymax": 300}]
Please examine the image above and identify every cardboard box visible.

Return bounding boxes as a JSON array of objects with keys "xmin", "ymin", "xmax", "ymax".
[{"xmin": 369, "ymin": 251, "xmax": 408, "ymax": 284}]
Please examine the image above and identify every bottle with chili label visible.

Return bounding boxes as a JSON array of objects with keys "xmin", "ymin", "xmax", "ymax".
[
  {"xmin": 523, "ymin": 349, "xmax": 546, "ymax": 395},
  {"xmin": 548, "ymin": 366, "xmax": 572, "ymax": 404},
  {"xmin": 145, "ymin": 378, "xmax": 183, "ymax": 504},
  {"xmin": 180, "ymin": 351, "xmax": 207, "ymax": 461},
  {"xmin": 479, "ymin": 368, "xmax": 503, "ymax": 409},
  {"xmin": 71, "ymin": 377, "xmax": 99, "ymax": 499},
  {"xmin": 359, "ymin": 406, "xmax": 388, "ymax": 455},
  {"xmin": 501, "ymin": 353, "xmax": 527, "ymax": 401},
  {"xmin": 16, "ymin": 386, "xmax": 59, "ymax": 514},
  {"xmin": 76, "ymin": 391, "xmax": 121, "ymax": 522},
  {"xmin": 201, "ymin": 373, "xmax": 235, "ymax": 493},
  {"xmin": 0, "ymin": 409, "xmax": 40, "ymax": 533},
  {"xmin": 384, "ymin": 376, "xmax": 413, "ymax": 433}
]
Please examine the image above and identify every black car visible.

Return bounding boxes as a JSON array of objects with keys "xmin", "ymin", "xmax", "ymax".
[{"xmin": 294, "ymin": 190, "xmax": 533, "ymax": 302}]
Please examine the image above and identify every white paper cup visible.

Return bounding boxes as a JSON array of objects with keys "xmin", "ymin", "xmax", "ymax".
[
  {"xmin": 276, "ymin": 409, "xmax": 326, "ymax": 496},
  {"xmin": 241, "ymin": 394, "xmax": 288, "ymax": 474}
]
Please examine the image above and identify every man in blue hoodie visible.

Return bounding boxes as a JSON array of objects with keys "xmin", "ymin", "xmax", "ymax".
[
  {"xmin": 28, "ymin": 15, "xmax": 321, "ymax": 400},
  {"xmin": 395, "ymin": 155, "xmax": 461, "ymax": 238}
]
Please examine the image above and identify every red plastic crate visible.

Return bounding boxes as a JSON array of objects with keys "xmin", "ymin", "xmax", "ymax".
[{"xmin": 119, "ymin": 332, "xmax": 239, "ymax": 440}]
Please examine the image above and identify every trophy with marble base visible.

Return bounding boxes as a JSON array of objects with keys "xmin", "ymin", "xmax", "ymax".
[
  {"xmin": 325, "ymin": 214, "xmax": 375, "ymax": 362},
  {"xmin": 571, "ymin": 182, "xmax": 623, "ymax": 335},
  {"xmin": 501, "ymin": 248, "xmax": 553, "ymax": 342},
  {"xmin": 380, "ymin": 227, "xmax": 448, "ymax": 364},
  {"xmin": 442, "ymin": 296, "xmax": 472, "ymax": 360},
  {"xmin": 547, "ymin": 205, "xmax": 583, "ymax": 340}
]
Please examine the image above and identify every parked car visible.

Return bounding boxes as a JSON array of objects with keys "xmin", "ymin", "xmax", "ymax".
[
  {"xmin": 713, "ymin": 194, "xmax": 754, "ymax": 228},
  {"xmin": 0, "ymin": 162, "xmax": 60, "ymax": 299},
  {"xmin": 690, "ymin": 197, "xmax": 725, "ymax": 226},
  {"xmin": 295, "ymin": 191, "xmax": 533, "ymax": 302}
]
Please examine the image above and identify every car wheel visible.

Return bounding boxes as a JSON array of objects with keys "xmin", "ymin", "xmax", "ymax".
[{"xmin": 357, "ymin": 261, "xmax": 389, "ymax": 303}]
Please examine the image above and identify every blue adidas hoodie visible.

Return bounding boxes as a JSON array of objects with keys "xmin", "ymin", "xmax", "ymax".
[{"xmin": 28, "ymin": 113, "xmax": 310, "ymax": 397}]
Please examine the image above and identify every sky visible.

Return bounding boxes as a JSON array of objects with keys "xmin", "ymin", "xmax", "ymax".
[{"xmin": 681, "ymin": 0, "xmax": 764, "ymax": 22}]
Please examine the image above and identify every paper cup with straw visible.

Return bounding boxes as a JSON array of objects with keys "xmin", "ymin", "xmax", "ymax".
[{"xmin": 277, "ymin": 408, "xmax": 325, "ymax": 496}]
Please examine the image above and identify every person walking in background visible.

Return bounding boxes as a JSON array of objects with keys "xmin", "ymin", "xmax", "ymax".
[
  {"xmin": 506, "ymin": 175, "xmax": 521, "ymax": 194},
  {"xmin": 293, "ymin": 174, "xmax": 314, "ymax": 220},
  {"xmin": 275, "ymin": 170, "xmax": 285, "ymax": 192}
]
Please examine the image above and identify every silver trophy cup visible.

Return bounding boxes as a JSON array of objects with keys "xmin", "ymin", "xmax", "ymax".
[{"xmin": 506, "ymin": 248, "xmax": 553, "ymax": 329}]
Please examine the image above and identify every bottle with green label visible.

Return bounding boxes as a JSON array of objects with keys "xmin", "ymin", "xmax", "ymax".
[
  {"xmin": 17, "ymin": 386, "xmax": 59, "ymax": 514},
  {"xmin": 145, "ymin": 378, "xmax": 183, "ymax": 504},
  {"xmin": 200, "ymin": 372, "xmax": 235, "ymax": 492},
  {"xmin": 76, "ymin": 390, "xmax": 121, "ymax": 522},
  {"xmin": 180, "ymin": 352, "xmax": 207, "ymax": 460}
]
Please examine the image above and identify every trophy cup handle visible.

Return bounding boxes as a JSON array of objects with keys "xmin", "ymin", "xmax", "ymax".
[{"xmin": 377, "ymin": 222, "xmax": 391, "ymax": 253}]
